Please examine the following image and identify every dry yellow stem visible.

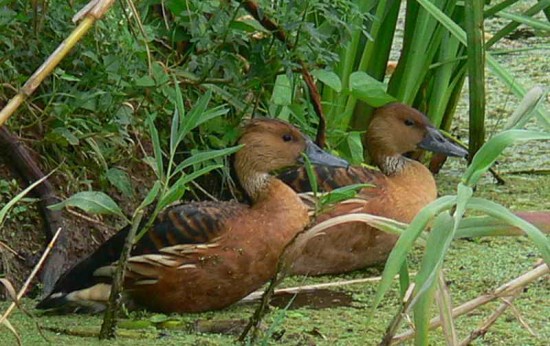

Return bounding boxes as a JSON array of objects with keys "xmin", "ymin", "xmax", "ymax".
[{"xmin": 0, "ymin": 0, "xmax": 115, "ymax": 127}]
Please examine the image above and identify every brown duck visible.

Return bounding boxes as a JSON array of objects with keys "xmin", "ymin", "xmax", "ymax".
[
  {"xmin": 36, "ymin": 118, "xmax": 348, "ymax": 313},
  {"xmin": 280, "ymin": 103, "xmax": 467, "ymax": 275}
]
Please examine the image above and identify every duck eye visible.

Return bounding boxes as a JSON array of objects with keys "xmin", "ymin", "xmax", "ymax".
[
  {"xmin": 404, "ymin": 119, "xmax": 415, "ymax": 126},
  {"xmin": 282, "ymin": 134, "xmax": 293, "ymax": 142}
]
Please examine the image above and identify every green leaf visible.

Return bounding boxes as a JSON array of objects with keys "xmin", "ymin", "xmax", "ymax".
[
  {"xmin": 497, "ymin": 11, "xmax": 550, "ymax": 32},
  {"xmin": 462, "ymin": 130, "xmax": 550, "ymax": 186},
  {"xmin": 398, "ymin": 261, "xmax": 410, "ymax": 299},
  {"xmin": 172, "ymin": 75, "xmax": 186, "ymax": 155},
  {"xmin": 271, "ymin": 74, "xmax": 293, "ymax": 106},
  {"xmin": 504, "ymin": 86, "xmax": 546, "ymax": 130},
  {"xmin": 412, "ymin": 212, "xmax": 455, "ymax": 308},
  {"xmin": 349, "ymin": 72, "xmax": 396, "ymax": 107},
  {"xmin": 370, "ymin": 196, "xmax": 456, "ymax": 316},
  {"xmin": 466, "ymin": 197, "xmax": 550, "ymax": 265},
  {"xmin": 178, "ymin": 91, "xmax": 228, "ymax": 141},
  {"xmin": 52, "ymin": 127, "xmax": 79, "ymax": 146},
  {"xmin": 149, "ymin": 314, "xmax": 169, "ymax": 324},
  {"xmin": 346, "ymin": 132, "xmax": 364, "ymax": 164},
  {"xmin": 138, "ymin": 181, "xmax": 161, "ymax": 210},
  {"xmin": 413, "ymin": 212, "xmax": 455, "ymax": 346},
  {"xmin": 134, "ymin": 75, "xmax": 156, "ymax": 87},
  {"xmin": 0, "ymin": 175, "xmax": 50, "ymax": 225},
  {"xmin": 146, "ymin": 114, "xmax": 164, "ymax": 180},
  {"xmin": 301, "ymin": 153, "xmax": 318, "ymax": 197},
  {"xmin": 106, "ymin": 168, "xmax": 134, "ymax": 197},
  {"xmin": 319, "ymin": 183, "xmax": 371, "ymax": 207},
  {"xmin": 172, "ymin": 145, "xmax": 243, "ymax": 178},
  {"xmin": 312, "ymin": 69, "xmax": 342, "ymax": 92},
  {"xmin": 157, "ymin": 165, "xmax": 223, "ymax": 211},
  {"xmin": 49, "ymin": 191, "xmax": 124, "ymax": 218}
]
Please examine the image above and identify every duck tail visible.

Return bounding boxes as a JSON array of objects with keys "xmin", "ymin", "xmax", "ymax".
[{"xmin": 36, "ymin": 283, "xmax": 111, "ymax": 313}]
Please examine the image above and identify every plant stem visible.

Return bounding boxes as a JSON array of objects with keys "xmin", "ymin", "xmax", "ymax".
[
  {"xmin": 464, "ymin": 0, "xmax": 486, "ymax": 161},
  {"xmin": 391, "ymin": 263, "xmax": 549, "ymax": 344},
  {"xmin": 0, "ymin": 0, "xmax": 115, "ymax": 126},
  {"xmin": 99, "ymin": 211, "xmax": 144, "ymax": 340}
]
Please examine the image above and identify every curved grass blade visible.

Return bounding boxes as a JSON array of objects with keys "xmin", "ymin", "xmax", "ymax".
[
  {"xmin": 0, "ymin": 174, "xmax": 50, "ymax": 225},
  {"xmin": 417, "ymin": 0, "xmax": 550, "ymax": 128},
  {"xmin": 370, "ymin": 195, "xmax": 456, "ymax": 316},
  {"xmin": 466, "ymin": 197, "xmax": 550, "ymax": 265},
  {"xmin": 412, "ymin": 212, "xmax": 455, "ymax": 346},
  {"xmin": 504, "ymin": 86, "xmax": 546, "ymax": 130},
  {"xmin": 146, "ymin": 114, "xmax": 164, "ymax": 180},
  {"xmin": 497, "ymin": 11, "xmax": 550, "ymax": 31},
  {"xmin": 172, "ymin": 145, "xmax": 243, "ymax": 178},
  {"xmin": 462, "ymin": 130, "xmax": 550, "ymax": 186}
]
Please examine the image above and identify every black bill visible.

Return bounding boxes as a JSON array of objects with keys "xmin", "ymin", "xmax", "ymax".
[
  {"xmin": 418, "ymin": 126, "xmax": 468, "ymax": 158},
  {"xmin": 300, "ymin": 139, "xmax": 349, "ymax": 168}
]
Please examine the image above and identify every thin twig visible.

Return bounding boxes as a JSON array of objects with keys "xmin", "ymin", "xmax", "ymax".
[
  {"xmin": 459, "ymin": 293, "xmax": 519, "ymax": 346},
  {"xmin": 241, "ymin": 274, "xmax": 415, "ymax": 302},
  {"xmin": 0, "ymin": 228, "xmax": 62, "ymax": 325},
  {"xmin": 0, "ymin": 240, "xmax": 22, "ymax": 258},
  {"xmin": 506, "ymin": 298, "xmax": 537, "ymax": 337},
  {"xmin": 391, "ymin": 263, "xmax": 549, "ymax": 344},
  {"xmin": 379, "ymin": 283, "xmax": 415, "ymax": 346},
  {"xmin": 66, "ymin": 206, "xmax": 107, "ymax": 226},
  {"xmin": 436, "ymin": 272, "xmax": 458, "ymax": 345}
]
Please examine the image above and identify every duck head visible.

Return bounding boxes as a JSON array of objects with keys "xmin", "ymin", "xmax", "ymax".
[
  {"xmin": 366, "ymin": 103, "xmax": 467, "ymax": 174},
  {"xmin": 235, "ymin": 118, "xmax": 348, "ymax": 199}
]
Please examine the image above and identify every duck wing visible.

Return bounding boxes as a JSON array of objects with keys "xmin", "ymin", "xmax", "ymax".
[
  {"xmin": 36, "ymin": 200, "xmax": 247, "ymax": 310},
  {"xmin": 279, "ymin": 165, "xmax": 384, "ymax": 193}
]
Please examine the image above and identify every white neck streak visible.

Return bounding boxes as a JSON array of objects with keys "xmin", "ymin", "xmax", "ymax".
[
  {"xmin": 239, "ymin": 171, "xmax": 272, "ymax": 201},
  {"xmin": 378, "ymin": 155, "xmax": 407, "ymax": 176}
]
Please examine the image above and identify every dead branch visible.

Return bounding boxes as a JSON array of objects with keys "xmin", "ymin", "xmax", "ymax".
[
  {"xmin": 0, "ymin": 126, "xmax": 67, "ymax": 294},
  {"xmin": 459, "ymin": 293, "xmax": 519, "ymax": 346}
]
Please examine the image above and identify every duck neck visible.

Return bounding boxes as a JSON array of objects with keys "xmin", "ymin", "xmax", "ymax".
[
  {"xmin": 371, "ymin": 151, "xmax": 408, "ymax": 176},
  {"xmin": 238, "ymin": 169, "xmax": 274, "ymax": 202}
]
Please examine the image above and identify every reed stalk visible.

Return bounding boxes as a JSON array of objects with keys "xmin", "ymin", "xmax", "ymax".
[{"xmin": 0, "ymin": 0, "xmax": 115, "ymax": 127}]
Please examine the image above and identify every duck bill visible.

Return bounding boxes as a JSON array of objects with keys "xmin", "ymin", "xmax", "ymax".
[
  {"xmin": 301, "ymin": 139, "xmax": 349, "ymax": 168},
  {"xmin": 418, "ymin": 127, "xmax": 468, "ymax": 158}
]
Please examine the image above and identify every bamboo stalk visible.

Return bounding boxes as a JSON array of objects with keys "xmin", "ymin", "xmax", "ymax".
[
  {"xmin": 391, "ymin": 263, "xmax": 549, "ymax": 344},
  {"xmin": 0, "ymin": 0, "xmax": 115, "ymax": 127}
]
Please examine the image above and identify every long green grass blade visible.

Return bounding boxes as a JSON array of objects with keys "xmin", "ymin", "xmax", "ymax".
[
  {"xmin": 412, "ymin": 212, "xmax": 455, "ymax": 309},
  {"xmin": 417, "ymin": 0, "xmax": 550, "ymax": 129},
  {"xmin": 466, "ymin": 198, "xmax": 550, "ymax": 264},
  {"xmin": 504, "ymin": 86, "xmax": 546, "ymax": 130},
  {"xmin": 486, "ymin": 0, "xmax": 550, "ymax": 47},
  {"xmin": 484, "ymin": 0, "xmax": 521, "ymax": 18},
  {"xmin": 0, "ymin": 174, "xmax": 50, "ymax": 225},
  {"xmin": 370, "ymin": 196, "xmax": 456, "ymax": 315},
  {"xmin": 413, "ymin": 212, "xmax": 455, "ymax": 346},
  {"xmin": 146, "ymin": 114, "xmax": 164, "ymax": 180},
  {"xmin": 172, "ymin": 145, "xmax": 243, "ymax": 178},
  {"xmin": 462, "ymin": 130, "xmax": 550, "ymax": 186},
  {"xmin": 497, "ymin": 11, "xmax": 550, "ymax": 31}
]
